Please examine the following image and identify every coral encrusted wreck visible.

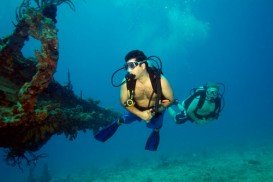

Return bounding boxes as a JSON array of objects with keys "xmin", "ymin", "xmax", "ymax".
[{"xmin": 0, "ymin": 0, "xmax": 119, "ymax": 166}]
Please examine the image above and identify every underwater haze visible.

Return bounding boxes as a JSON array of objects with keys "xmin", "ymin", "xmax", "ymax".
[{"xmin": 1, "ymin": 0, "xmax": 273, "ymax": 181}]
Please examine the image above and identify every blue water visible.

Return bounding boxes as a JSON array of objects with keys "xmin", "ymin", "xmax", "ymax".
[{"xmin": 1, "ymin": 0, "xmax": 273, "ymax": 181}]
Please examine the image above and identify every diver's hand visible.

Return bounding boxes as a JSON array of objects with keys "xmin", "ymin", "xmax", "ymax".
[
  {"xmin": 141, "ymin": 110, "xmax": 154, "ymax": 123},
  {"xmin": 157, "ymin": 105, "xmax": 166, "ymax": 113},
  {"xmin": 195, "ymin": 119, "xmax": 208, "ymax": 125}
]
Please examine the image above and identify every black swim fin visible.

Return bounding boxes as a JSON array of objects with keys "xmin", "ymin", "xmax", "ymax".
[
  {"xmin": 145, "ymin": 130, "xmax": 160, "ymax": 151},
  {"xmin": 94, "ymin": 121, "xmax": 120, "ymax": 142}
]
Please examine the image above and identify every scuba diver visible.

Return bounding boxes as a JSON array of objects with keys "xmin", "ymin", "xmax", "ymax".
[
  {"xmin": 168, "ymin": 82, "xmax": 225, "ymax": 125},
  {"xmin": 94, "ymin": 50, "xmax": 174, "ymax": 151}
]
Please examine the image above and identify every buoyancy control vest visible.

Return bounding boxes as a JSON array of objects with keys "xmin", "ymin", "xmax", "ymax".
[
  {"xmin": 125, "ymin": 67, "xmax": 166, "ymax": 113},
  {"xmin": 184, "ymin": 87, "xmax": 221, "ymax": 119}
]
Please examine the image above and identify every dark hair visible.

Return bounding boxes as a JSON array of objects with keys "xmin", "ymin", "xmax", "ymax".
[{"xmin": 125, "ymin": 50, "xmax": 147, "ymax": 62}]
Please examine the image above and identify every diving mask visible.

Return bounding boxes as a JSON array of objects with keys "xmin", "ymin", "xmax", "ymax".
[
  {"xmin": 206, "ymin": 88, "xmax": 219, "ymax": 100},
  {"xmin": 124, "ymin": 61, "xmax": 145, "ymax": 72}
]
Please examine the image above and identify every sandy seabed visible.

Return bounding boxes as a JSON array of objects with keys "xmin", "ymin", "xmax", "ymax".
[{"xmin": 50, "ymin": 143, "xmax": 273, "ymax": 182}]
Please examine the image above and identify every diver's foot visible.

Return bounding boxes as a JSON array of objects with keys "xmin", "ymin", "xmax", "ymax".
[
  {"xmin": 117, "ymin": 117, "xmax": 124, "ymax": 125},
  {"xmin": 94, "ymin": 121, "xmax": 120, "ymax": 142},
  {"xmin": 145, "ymin": 129, "xmax": 160, "ymax": 151}
]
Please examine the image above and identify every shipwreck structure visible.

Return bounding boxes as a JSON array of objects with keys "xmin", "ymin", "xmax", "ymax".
[{"xmin": 0, "ymin": 0, "xmax": 119, "ymax": 167}]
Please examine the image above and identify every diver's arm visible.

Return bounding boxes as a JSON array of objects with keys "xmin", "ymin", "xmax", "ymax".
[
  {"xmin": 186, "ymin": 98, "xmax": 203, "ymax": 122},
  {"xmin": 177, "ymin": 102, "xmax": 184, "ymax": 111},
  {"xmin": 120, "ymin": 82, "xmax": 153, "ymax": 122},
  {"xmin": 167, "ymin": 106, "xmax": 177, "ymax": 121},
  {"xmin": 160, "ymin": 76, "xmax": 174, "ymax": 108}
]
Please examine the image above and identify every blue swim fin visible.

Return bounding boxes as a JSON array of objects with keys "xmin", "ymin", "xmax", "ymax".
[
  {"xmin": 145, "ymin": 130, "xmax": 160, "ymax": 151},
  {"xmin": 94, "ymin": 121, "xmax": 120, "ymax": 142}
]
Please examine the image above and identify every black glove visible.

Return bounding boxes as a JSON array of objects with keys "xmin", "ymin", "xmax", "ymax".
[{"xmin": 175, "ymin": 112, "xmax": 188, "ymax": 124}]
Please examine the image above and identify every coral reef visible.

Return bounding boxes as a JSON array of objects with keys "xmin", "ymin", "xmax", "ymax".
[{"xmin": 0, "ymin": 0, "xmax": 120, "ymax": 166}]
